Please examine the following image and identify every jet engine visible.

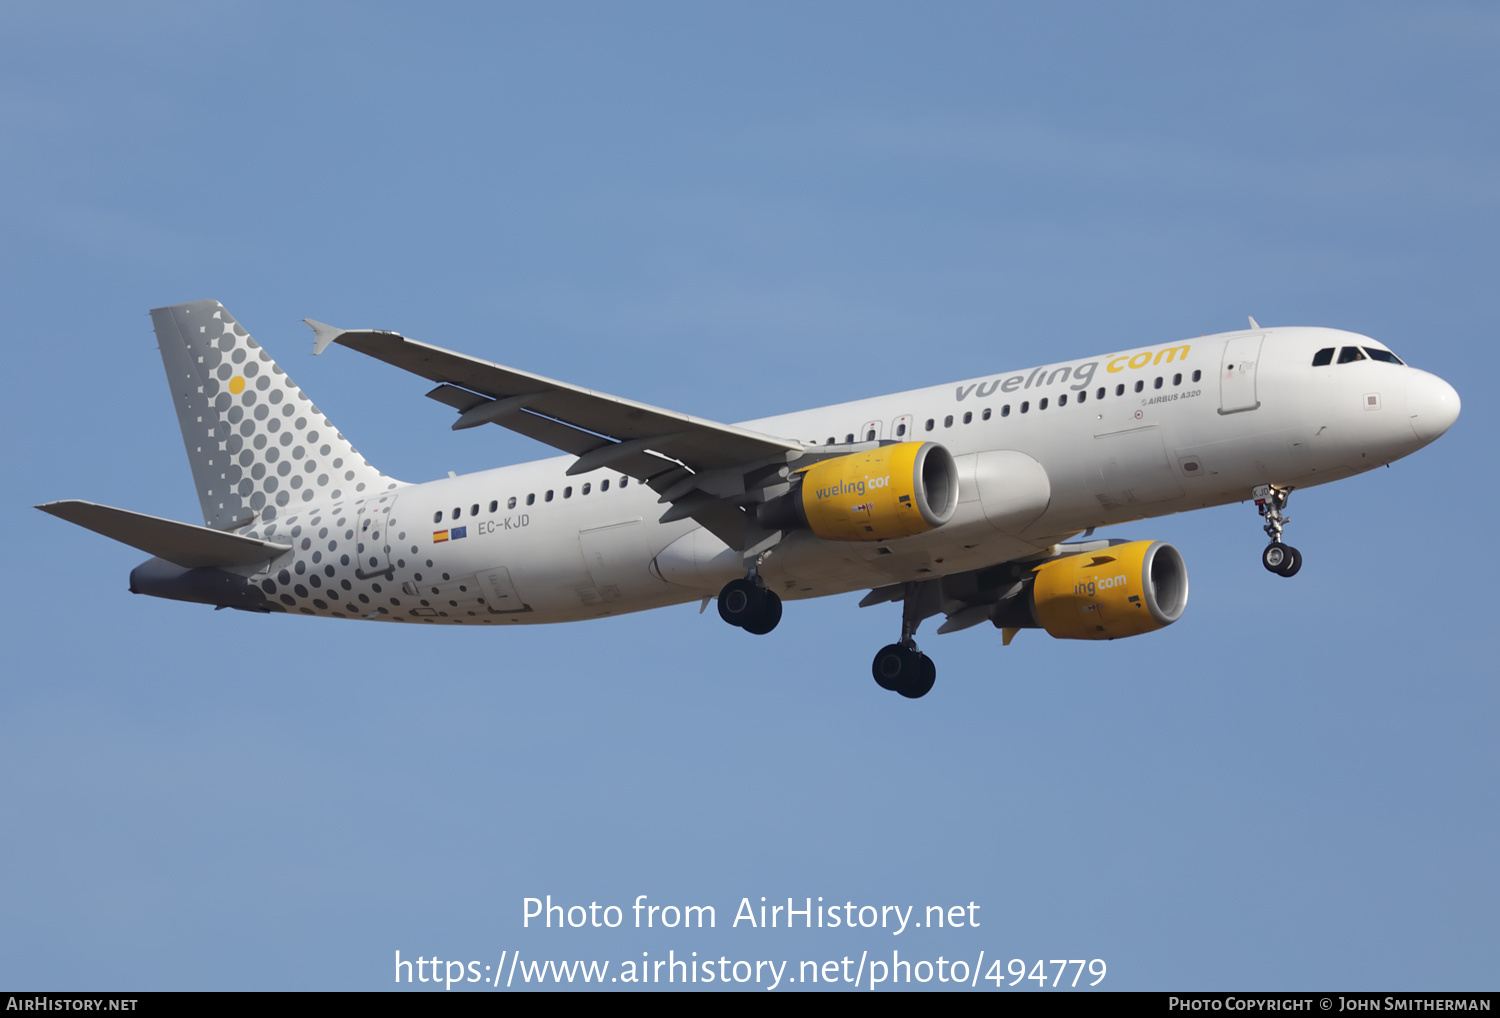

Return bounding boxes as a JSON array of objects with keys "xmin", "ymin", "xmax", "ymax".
[
  {"xmin": 757, "ymin": 442, "xmax": 958, "ymax": 541},
  {"xmin": 991, "ymin": 540, "xmax": 1188, "ymax": 640}
]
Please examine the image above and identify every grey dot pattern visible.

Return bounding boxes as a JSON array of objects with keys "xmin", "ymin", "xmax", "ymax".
[
  {"xmin": 233, "ymin": 492, "xmax": 500, "ymax": 625},
  {"xmin": 155, "ymin": 300, "xmax": 399, "ymax": 530},
  {"xmin": 147, "ymin": 300, "xmax": 515, "ymax": 627}
]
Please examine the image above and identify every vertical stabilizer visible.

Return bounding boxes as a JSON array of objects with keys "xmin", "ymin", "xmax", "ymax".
[{"xmin": 150, "ymin": 299, "xmax": 401, "ymax": 529}]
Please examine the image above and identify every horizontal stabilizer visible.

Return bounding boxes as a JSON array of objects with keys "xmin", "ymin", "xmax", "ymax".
[{"xmin": 36, "ymin": 500, "xmax": 290, "ymax": 569}]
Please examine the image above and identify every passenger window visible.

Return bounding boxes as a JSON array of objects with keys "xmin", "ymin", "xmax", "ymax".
[
  {"xmin": 1115, "ymin": 384, "xmax": 1125, "ymax": 396},
  {"xmin": 865, "ymin": 429, "xmax": 875, "ymax": 441},
  {"xmin": 1078, "ymin": 390, "xmax": 1087, "ymax": 403},
  {"xmin": 1134, "ymin": 380, "xmax": 1144, "ymax": 393},
  {"xmin": 845, "ymin": 433, "xmax": 854, "ymax": 444},
  {"xmin": 471, "ymin": 504, "xmax": 479, "ymax": 516},
  {"xmin": 1001, "ymin": 404, "xmax": 1011, "ymax": 417},
  {"xmin": 944, "ymin": 415, "xmax": 953, "ymax": 428},
  {"xmin": 526, "ymin": 493, "xmax": 535, "ymax": 506},
  {"xmin": 1058, "ymin": 393, "xmax": 1068, "ymax": 406},
  {"xmin": 925, "ymin": 419, "xmax": 934, "ymax": 431},
  {"xmin": 1096, "ymin": 387, "xmax": 1105, "ymax": 399},
  {"xmin": 564, "ymin": 486, "xmax": 572, "ymax": 498},
  {"xmin": 826, "ymin": 437, "xmax": 835, "ymax": 445},
  {"xmin": 451, "ymin": 507, "xmax": 460, "ymax": 520},
  {"xmin": 1153, "ymin": 377, "xmax": 1163, "ymax": 389},
  {"xmin": 600, "ymin": 480, "xmax": 609, "ymax": 492},
  {"xmin": 582, "ymin": 483, "xmax": 590, "ymax": 495},
  {"xmin": 507, "ymin": 497, "xmax": 517, "ymax": 509},
  {"xmin": 896, "ymin": 423, "xmax": 907, "ymax": 436},
  {"xmin": 963, "ymin": 411, "xmax": 972, "ymax": 424},
  {"xmin": 1338, "ymin": 347, "xmax": 1366, "ymax": 364},
  {"xmin": 488, "ymin": 500, "xmax": 497, "ymax": 513},
  {"xmin": 1364, "ymin": 347, "xmax": 1403, "ymax": 364},
  {"xmin": 620, "ymin": 477, "xmax": 629, "ymax": 488},
  {"xmin": 1312, "ymin": 348, "xmax": 1334, "ymax": 367},
  {"xmin": 1020, "ymin": 401, "xmax": 1030, "ymax": 414},
  {"xmin": 545, "ymin": 490, "xmax": 554, "ymax": 502},
  {"xmin": 981, "ymin": 408, "xmax": 991, "ymax": 421},
  {"xmin": 432, "ymin": 511, "xmax": 441, "ymax": 524},
  {"xmin": 1173, "ymin": 373, "xmax": 1182, "ymax": 386},
  {"xmin": 1039, "ymin": 397, "xmax": 1048, "ymax": 410},
  {"xmin": 1192, "ymin": 369, "xmax": 1202, "ymax": 382}
]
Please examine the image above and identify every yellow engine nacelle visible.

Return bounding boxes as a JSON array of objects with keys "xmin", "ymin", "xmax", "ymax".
[
  {"xmin": 758, "ymin": 442, "xmax": 959, "ymax": 542},
  {"xmin": 1028, "ymin": 540, "xmax": 1188, "ymax": 640}
]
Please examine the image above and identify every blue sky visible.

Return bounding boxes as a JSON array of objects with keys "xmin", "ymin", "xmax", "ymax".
[{"xmin": 2, "ymin": 2, "xmax": 1495, "ymax": 991}]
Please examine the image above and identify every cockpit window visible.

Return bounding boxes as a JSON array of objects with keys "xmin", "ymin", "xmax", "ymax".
[
  {"xmin": 1337, "ymin": 347, "xmax": 1366, "ymax": 364},
  {"xmin": 1363, "ymin": 347, "xmax": 1404, "ymax": 365},
  {"xmin": 1312, "ymin": 347, "xmax": 1334, "ymax": 366}
]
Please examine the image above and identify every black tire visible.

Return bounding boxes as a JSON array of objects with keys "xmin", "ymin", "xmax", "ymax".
[
  {"xmin": 717, "ymin": 578, "xmax": 763, "ymax": 628},
  {"xmin": 1278, "ymin": 545, "xmax": 1302, "ymax": 578},
  {"xmin": 897, "ymin": 654, "xmax": 937, "ymax": 699},
  {"xmin": 1262, "ymin": 543, "xmax": 1290, "ymax": 574},
  {"xmin": 872, "ymin": 643, "xmax": 911, "ymax": 691},
  {"xmin": 742, "ymin": 590, "xmax": 783, "ymax": 635}
]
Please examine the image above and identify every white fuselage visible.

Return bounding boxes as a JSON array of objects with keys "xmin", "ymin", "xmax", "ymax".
[{"xmin": 213, "ymin": 326, "xmax": 1456, "ymax": 626}]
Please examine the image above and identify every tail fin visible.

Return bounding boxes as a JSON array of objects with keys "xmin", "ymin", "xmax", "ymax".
[{"xmin": 149, "ymin": 299, "xmax": 401, "ymax": 529}]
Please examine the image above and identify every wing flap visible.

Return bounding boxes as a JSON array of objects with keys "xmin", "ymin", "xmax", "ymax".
[
  {"xmin": 37, "ymin": 500, "xmax": 290, "ymax": 569},
  {"xmin": 499, "ymin": 411, "xmax": 685, "ymax": 483}
]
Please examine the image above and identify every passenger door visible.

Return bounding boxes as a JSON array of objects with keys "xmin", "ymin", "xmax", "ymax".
[{"xmin": 1219, "ymin": 334, "xmax": 1264, "ymax": 414}]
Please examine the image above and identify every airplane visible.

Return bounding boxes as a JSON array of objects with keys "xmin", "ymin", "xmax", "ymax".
[{"xmin": 38, "ymin": 301, "xmax": 1460, "ymax": 699}]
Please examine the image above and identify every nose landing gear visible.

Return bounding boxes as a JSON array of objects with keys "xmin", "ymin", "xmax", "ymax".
[
  {"xmin": 1254, "ymin": 484, "xmax": 1302, "ymax": 577},
  {"xmin": 1261, "ymin": 542, "xmax": 1301, "ymax": 577}
]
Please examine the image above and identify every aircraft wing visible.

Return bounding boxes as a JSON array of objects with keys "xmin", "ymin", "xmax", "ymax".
[
  {"xmin": 307, "ymin": 321, "xmax": 810, "ymax": 551},
  {"xmin": 307, "ymin": 322, "xmax": 802, "ymax": 475},
  {"xmin": 860, "ymin": 536, "xmax": 1109, "ymax": 641}
]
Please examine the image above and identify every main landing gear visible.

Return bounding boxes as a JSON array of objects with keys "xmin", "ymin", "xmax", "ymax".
[
  {"xmin": 1254, "ymin": 483, "xmax": 1302, "ymax": 578},
  {"xmin": 716, "ymin": 565, "xmax": 938, "ymax": 699},
  {"xmin": 870, "ymin": 581, "xmax": 937, "ymax": 699},
  {"xmin": 872, "ymin": 642, "xmax": 936, "ymax": 699},
  {"xmin": 717, "ymin": 576, "xmax": 782, "ymax": 635}
]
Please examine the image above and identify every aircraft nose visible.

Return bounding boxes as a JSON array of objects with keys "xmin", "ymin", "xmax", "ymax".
[{"xmin": 1407, "ymin": 370, "xmax": 1461, "ymax": 444}]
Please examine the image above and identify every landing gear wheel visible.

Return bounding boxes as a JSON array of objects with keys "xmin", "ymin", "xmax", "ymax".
[
  {"xmin": 872, "ymin": 643, "xmax": 910, "ymax": 691},
  {"xmin": 1278, "ymin": 544, "xmax": 1301, "ymax": 577},
  {"xmin": 871, "ymin": 643, "xmax": 936, "ymax": 698},
  {"xmin": 717, "ymin": 578, "xmax": 762, "ymax": 627},
  {"xmin": 741, "ymin": 590, "xmax": 782, "ymax": 635},
  {"xmin": 897, "ymin": 655, "xmax": 937, "ymax": 699},
  {"xmin": 718, "ymin": 579, "xmax": 781, "ymax": 634},
  {"xmin": 1262, "ymin": 542, "xmax": 1302, "ymax": 578}
]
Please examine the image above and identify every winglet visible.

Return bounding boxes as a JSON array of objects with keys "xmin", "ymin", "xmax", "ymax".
[
  {"xmin": 304, "ymin": 318, "xmax": 346, "ymax": 355},
  {"xmin": 1248, "ymin": 316, "xmax": 1260, "ymax": 330}
]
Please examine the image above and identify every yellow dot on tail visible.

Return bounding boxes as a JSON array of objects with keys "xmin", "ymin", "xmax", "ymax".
[{"xmin": 229, "ymin": 376, "xmax": 245, "ymax": 394}]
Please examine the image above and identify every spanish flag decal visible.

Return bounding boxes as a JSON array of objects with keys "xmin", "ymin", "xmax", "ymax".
[{"xmin": 433, "ymin": 530, "xmax": 449, "ymax": 543}]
